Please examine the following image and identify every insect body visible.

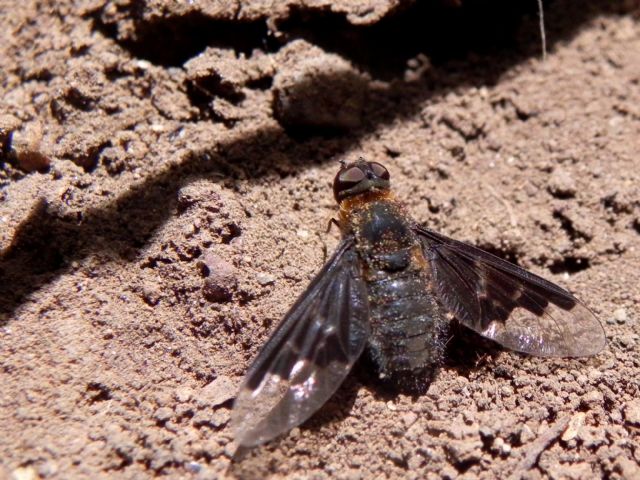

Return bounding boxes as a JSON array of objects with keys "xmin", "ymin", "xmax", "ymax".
[
  {"xmin": 232, "ymin": 159, "xmax": 605, "ymax": 447},
  {"xmin": 343, "ymin": 190, "xmax": 447, "ymax": 385}
]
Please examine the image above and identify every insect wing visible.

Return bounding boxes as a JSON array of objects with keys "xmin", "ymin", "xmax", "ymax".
[
  {"xmin": 416, "ymin": 227, "xmax": 605, "ymax": 357},
  {"xmin": 232, "ymin": 240, "xmax": 370, "ymax": 447}
]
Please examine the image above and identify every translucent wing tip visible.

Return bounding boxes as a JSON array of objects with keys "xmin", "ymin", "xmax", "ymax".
[
  {"xmin": 231, "ymin": 381, "xmax": 289, "ymax": 448},
  {"xmin": 565, "ymin": 310, "xmax": 606, "ymax": 358}
]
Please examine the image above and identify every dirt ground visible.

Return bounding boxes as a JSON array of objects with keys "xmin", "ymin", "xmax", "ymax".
[{"xmin": 1, "ymin": 0, "xmax": 640, "ymax": 479}]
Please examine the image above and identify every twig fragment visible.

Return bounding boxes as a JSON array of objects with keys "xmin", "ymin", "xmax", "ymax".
[
  {"xmin": 537, "ymin": 0, "xmax": 548, "ymax": 60},
  {"xmin": 516, "ymin": 415, "xmax": 570, "ymax": 473}
]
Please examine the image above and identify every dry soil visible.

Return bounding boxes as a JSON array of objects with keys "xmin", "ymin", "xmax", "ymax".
[{"xmin": 1, "ymin": 1, "xmax": 639, "ymax": 479}]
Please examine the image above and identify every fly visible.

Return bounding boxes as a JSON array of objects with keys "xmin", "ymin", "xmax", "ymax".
[{"xmin": 231, "ymin": 159, "xmax": 606, "ymax": 447}]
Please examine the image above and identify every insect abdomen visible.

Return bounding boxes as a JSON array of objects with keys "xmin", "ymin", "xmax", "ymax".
[
  {"xmin": 366, "ymin": 258, "xmax": 447, "ymax": 381},
  {"xmin": 347, "ymin": 198, "xmax": 447, "ymax": 386}
]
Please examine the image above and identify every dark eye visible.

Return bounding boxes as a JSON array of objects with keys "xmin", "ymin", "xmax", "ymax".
[
  {"xmin": 338, "ymin": 166, "xmax": 366, "ymax": 185},
  {"xmin": 369, "ymin": 162, "xmax": 390, "ymax": 180},
  {"xmin": 333, "ymin": 166, "xmax": 366, "ymax": 201}
]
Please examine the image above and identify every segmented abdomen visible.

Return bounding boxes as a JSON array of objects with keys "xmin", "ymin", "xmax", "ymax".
[{"xmin": 365, "ymin": 248, "xmax": 447, "ymax": 378}]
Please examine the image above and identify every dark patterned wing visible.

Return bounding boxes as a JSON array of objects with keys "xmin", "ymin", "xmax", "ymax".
[
  {"xmin": 232, "ymin": 239, "xmax": 370, "ymax": 447},
  {"xmin": 416, "ymin": 226, "xmax": 605, "ymax": 357}
]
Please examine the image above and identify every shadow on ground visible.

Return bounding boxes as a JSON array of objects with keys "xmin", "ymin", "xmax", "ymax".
[{"xmin": 0, "ymin": 0, "xmax": 630, "ymax": 322}]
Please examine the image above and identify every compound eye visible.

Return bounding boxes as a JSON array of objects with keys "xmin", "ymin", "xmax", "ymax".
[
  {"xmin": 333, "ymin": 165, "xmax": 366, "ymax": 201},
  {"xmin": 369, "ymin": 162, "xmax": 390, "ymax": 180},
  {"xmin": 338, "ymin": 166, "xmax": 366, "ymax": 186}
]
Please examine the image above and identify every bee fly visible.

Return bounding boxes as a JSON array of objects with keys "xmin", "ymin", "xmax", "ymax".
[{"xmin": 232, "ymin": 159, "xmax": 605, "ymax": 447}]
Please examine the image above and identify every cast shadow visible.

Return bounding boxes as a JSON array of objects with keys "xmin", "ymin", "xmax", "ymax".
[{"xmin": 0, "ymin": 0, "xmax": 630, "ymax": 324}]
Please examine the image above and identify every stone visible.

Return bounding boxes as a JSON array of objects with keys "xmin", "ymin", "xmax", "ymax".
[
  {"xmin": 198, "ymin": 375, "xmax": 236, "ymax": 407},
  {"xmin": 623, "ymin": 399, "xmax": 640, "ymax": 426},
  {"xmin": 272, "ymin": 40, "xmax": 368, "ymax": 130},
  {"xmin": 200, "ymin": 252, "xmax": 237, "ymax": 303}
]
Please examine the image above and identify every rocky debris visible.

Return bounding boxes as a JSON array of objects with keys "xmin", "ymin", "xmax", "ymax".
[
  {"xmin": 272, "ymin": 40, "xmax": 369, "ymax": 130},
  {"xmin": 153, "ymin": 406, "xmax": 173, "ymax": 423},
  {"xmin": 184, "ymin": 47, "xmax": 275, "ymax": 124},
  {"xmin": 518, "ymin": 416, "xmax": 571, "ymax": 471},
  {"xmin": 197, "ymin": 375, "xmax": 236, "ymax": 408},
  {"xmin": 612, "ymin": 307, "xmax": 628, "ymax": 324},
  {"xmin": 140, "ymin": 283, "xmax": 163, "ymax": 306},
  {"xmin": 174, "ymin": 386, "xmax": 194, "ymax": 403},
  {"xmin": 446, "ymin": 438, "xmax": 483, "ymax": 466},
  {"xmin": 176, "ymin": 181, "xmax": 224, "ymax": 213},
  {"xmin": 580, "ymin": 390, "xmax": 604, "ymax": 408},
  {"xmin": 5, "ymin": 120, "xmax": 52, "ymax": 173},
  {"xmin": 0, "ymin": 114, "xmax": 20, "ymax": 152},
  {"xmin": 552, "ymin": 204, "xmax": 594, "ymax": 242},
  {"xmin": 614, "ymin": 457, "xmax": 640, "ymax": 479},
  {"xmin": 601, "ymin": 187, "xmax": 639, "ymax": 214},
  {"xmin": 543, "ymin": 462, "xmax": 594, "ymax": 480},
  {"xmin": 97, "ymin": 0, "xmax": 404, "ymax": 26},
  {"xmin": 623, "ymin": 399, "xmax": 640, "ymax": 426},
  {"xmin": 574, "ymin": 425, "xmax": 607, "ymax": 449},
  {"xmin": 199, "ymin": 252, "xmax": 238, "ymax": 303},
  {"xmin": 175, "ymin": 180, "xmax": 245, "ymax": 246},
  {"xmin": 560, "ymin": 412, "xmax": 585, "ymax": 442},
  {"xmin": 548, "ymin": 168, "xmax": 577, "ymax": 198},
  {"xmin": 434, "ymin": 417, "xmax": 483, "ymax": 467},
  {"xmin": 256, "ymin": 272, "xmax": 275, "ymax": 286},
  {"xmin": 184, "ymin": 48, "xmax": 274, "ymax": 96}
]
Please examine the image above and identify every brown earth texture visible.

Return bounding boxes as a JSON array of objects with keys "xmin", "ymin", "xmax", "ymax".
[{"xmin": 1, "ymin": 1, "xmax": 640, "ymax": 479}]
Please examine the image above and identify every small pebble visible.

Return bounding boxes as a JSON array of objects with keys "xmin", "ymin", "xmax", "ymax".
[
  {"xmin": 11, "ymin": 467, "xmax": 38, "ymax": 480},
  {"xmin": 623, "ymin": 399, "xmax": 640, "ymax": 426},
  {"xmin": 200, "ymin": 252, "xmax": 237, "ymax": 303},
  {"xmin": 402, "ymin": 411, "xmax": 418, "ymax": 428},
  {"xmin": 548, "ymin": 168, "xmax": 577, "ymax": 198},
  {"xmin": 561, "ymin": 412, "xmax": 585, "ymax": 442},
  {"xmin": 141, "ymin": 284, "xmax": 162, "ymax": 306},
  {"xmin": 581, "ymin": 390, "xmax": 603, "ymax": 407},
  {"xmin": 256, "ymin": 273, "xmax": 275, "ymax": 286},
  {"xmin": 613, "ymin": 307, "xmax": 628, "ymax": 324},
  {"xmin": 154, "ymin": 407, "xmax": 173, "ymax": 423},
  {"xmin": 273, "ymin": 40, "xmax": 367, "ymax": 130},
  {"xmin": 198, "ymin": 375, "xmax": 236, "ymax": 407},
  {"xmin": 520, "ymin": 424, "xmax": 536, "ymax": 443},
  {"xmin": 446, "ymin": 438, "xmax": 482, "ymax": 465},
  {"xmin": 10, "ymin": 121, "xmax": 52, "ymax": 172},
  {"xmin": 223, "ymin": 442, "xmax": 236, "ymax": 458},
  {"xmin": 185, "ymin": 461, "xmax": 201, "ymax": 473},
  {"xmin": 493, "ymin": 437, "xmax": 511, "ymax": 456},
  {"xmin": 175, "ymin": 387, "xmax": 193, "ymax": 403},
  {"xmin": 618, "ymin": 333, "xmax": 637, "ymax": 348},
  {"xmin": 283, "ymin": 266, "xmax": 301, "ymax": 281}
]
